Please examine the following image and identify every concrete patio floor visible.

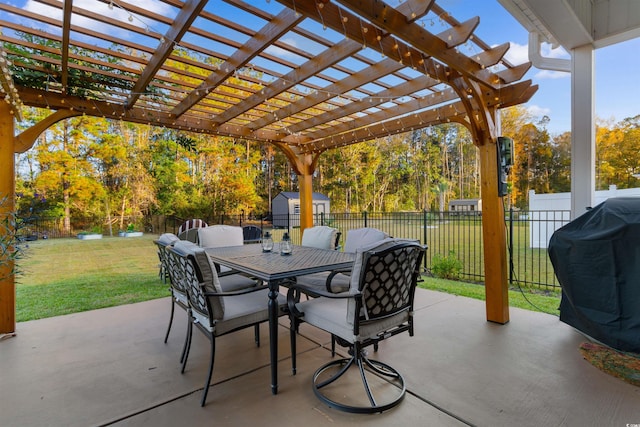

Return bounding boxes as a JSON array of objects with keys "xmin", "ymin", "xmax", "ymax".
[{"xmin": 1, "ymin": 288, "xmax": 639, "ymax": 427}]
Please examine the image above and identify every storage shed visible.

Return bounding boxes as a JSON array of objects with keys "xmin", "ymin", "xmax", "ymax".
[
  {"xmin": 272, "ymin": 192, "xmax": 330, "ymax": 228},
  {"xmin": 449, "ymin": 199, "xmax": 482, "ymax": 215}
]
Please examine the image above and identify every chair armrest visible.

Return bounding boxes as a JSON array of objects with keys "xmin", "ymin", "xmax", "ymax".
[
  {"xmin": 286, "ymin": 284, "xmax": 359, "ymax": 318},
  {"xmin": 217, "ymin": 268, "xmax": 241, "ymax": 277},
  {"xmin": 325, "ymin": 268, "xmax": 352, "ymax": 292},
  {"xmin": 203, "ymin": 283, "xmax": 270, "ymax": 298}
]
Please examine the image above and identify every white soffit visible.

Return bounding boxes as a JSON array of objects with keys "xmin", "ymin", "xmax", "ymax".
[
  {"xmin": 498, "ymin": 0, "xmax": 591, "ymax": 49},
  {"xmin": 592, "ymin": 0, "xmax": 640, "ymax": 48},
  {"xmin": 499, "ymin": 0, "xmax": 640, "ymax": 49}
]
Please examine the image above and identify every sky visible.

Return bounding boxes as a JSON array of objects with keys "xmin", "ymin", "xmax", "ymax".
[
  {"xmin": 440, "ymin": 0, "xmax": 640, "ymax": 135},
  {"xmin": 5, "ymin": 0, "xmax": 640, "ymax": 136}
]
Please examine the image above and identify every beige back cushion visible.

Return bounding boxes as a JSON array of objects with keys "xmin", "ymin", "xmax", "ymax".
[
  {"xmin": 198, "ymin": 225, "xmax": 244, "ymax": 248},
  {"xmin": 173, "ymin": 240, "xmax": 225, "ymax": 318},
  {"xmin": 343, "ymin": 228, "xmax": 387, "ymax": 253},
  {"xmin": 301, "ymin": 226, "xmax": 338, "ymax": 250},
  {"xmin": 158, "ymin": 232, "xmax": 179, "ymax": 245}
]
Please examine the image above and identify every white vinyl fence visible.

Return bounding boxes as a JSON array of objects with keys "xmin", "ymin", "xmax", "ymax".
[{"xmin": 528, "ymin": 185, "xmax": 640, "ymax": 248}]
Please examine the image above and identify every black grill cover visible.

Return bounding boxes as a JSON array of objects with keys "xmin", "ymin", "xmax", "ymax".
[{"xmin": 548, "ymin": 197, "xmax": 640, "ymax": 352}]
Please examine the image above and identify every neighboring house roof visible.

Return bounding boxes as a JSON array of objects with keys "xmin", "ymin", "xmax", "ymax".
[{"xmin": 276, "ymin": 192, "xmax": 330, "ymax": 201}]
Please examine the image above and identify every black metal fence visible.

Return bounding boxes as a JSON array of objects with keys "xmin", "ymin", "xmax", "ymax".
[
  {"xmin": 261, "ymin": 210, "xmax": 567, "ymax": 291},
  {"xmin": 20, "ymin": 209, "xmax": 570, "ymax": 291}
]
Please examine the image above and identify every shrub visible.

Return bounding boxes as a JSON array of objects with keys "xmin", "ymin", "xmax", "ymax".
[{"xmin": 430, "ymin": 250, "xmax": 463, "ymax": 280}]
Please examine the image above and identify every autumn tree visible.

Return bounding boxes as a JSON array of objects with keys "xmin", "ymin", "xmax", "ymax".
[
  {"xmin": 33, "ymin": 116, "xmax": 106, "ymax": 232},
  {"xmin": 597, "ymin": 115, "xmax": 640, "ymax": 189}
]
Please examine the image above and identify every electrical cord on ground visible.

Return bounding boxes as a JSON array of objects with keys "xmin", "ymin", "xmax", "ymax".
[{"xmin": 504, "ymin": 208, "xmax": 560, "ymax": 317}]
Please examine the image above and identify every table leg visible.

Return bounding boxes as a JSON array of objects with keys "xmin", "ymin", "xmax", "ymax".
[{"xmin": 268, "ymin": 280, "xmax": 278, "ymax": 395}]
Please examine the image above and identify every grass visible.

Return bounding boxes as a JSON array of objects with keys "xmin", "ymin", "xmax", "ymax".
[
  {"xmin": 419, "ymin": 276, "xmax": 561, "ymax": 316},
  {"xmin": 16, "ymin": 234, "xmax": 168, "ymax": 322},
  {"xmin": 14, "ymin": 233, "xmax": 561, "ymax": 322}
]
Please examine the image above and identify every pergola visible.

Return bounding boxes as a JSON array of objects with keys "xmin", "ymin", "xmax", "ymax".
[{"xmin": 0, "ymin": 0, "xmax": 539, "ymax": 334}]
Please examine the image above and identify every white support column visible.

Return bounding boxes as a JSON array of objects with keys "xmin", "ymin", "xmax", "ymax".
[{"xmin": 570, "ymin": 44, "xmax": 596, "ymax": 219}]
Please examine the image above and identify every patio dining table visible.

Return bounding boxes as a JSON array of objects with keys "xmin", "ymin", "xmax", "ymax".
[{"xmin": 205, "ymin": 244, "xmax": 355, "ymax": 395}]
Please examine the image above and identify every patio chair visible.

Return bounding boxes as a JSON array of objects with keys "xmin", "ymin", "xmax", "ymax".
[
  {"xmin": 174, "ymin": 240, "xmax": 261, "ymax": 292},
  {"xmin": 162, "ymin": 238, "xmax": 194, "ymax": 364},
  {"xmin": 242, "ymin": 225, "xmax": 262, "ymax": 244},
  {"xmin": 296, "ymin": 227, "xmax": 388, "ymax": 294},
  {"xmin": 197, "ymin": 225, "xmax": 245, "ymax": 275},
  {"xmin": 177, "ymin": 219, "xmax": 208, "ymax": 244},
  {"xmin": 154, "ymin": 232, "xmax": 179, "ymax": 283},
  {"xmin": 301, "ymin": 225, "xmax": 341, "ymax": 250},
  {"xmin": 287, "ymin": 238, "xmax": 425, "ymax": 413},
  {"xmin": 169, "ymin": 243, "xmax": 287, "ymax": 406}
]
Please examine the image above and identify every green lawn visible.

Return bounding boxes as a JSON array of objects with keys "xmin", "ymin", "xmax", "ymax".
[
  {"xmin": 16, "ymin": 234, "xmax": 168, "ymax": 322},
  {"xmin": 14, "ymin": 234, "xmax": 560, "ymax": 322},
  {"xmin": 419, "ymin": 276, "xmax": 561, "ymax": 316}
]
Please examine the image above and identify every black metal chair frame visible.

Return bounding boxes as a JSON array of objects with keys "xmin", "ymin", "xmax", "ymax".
[
  {"xmin": 177, "ymin": 219, "xmax": 208, "ymax": 244},
  {"xmin": 288, "ymin": 241, "xmax": 425, "ymax": 414},
  {"xmin": 161, "ymin": 243, "xmax": 193, "ymax": 365},
  {"xmin": 170, "ymin": 247, "xmax": 283, "ymax": 407},
  {"xmin": 242, "ymin": 224, "xmax": 263, "ymax": 244}
]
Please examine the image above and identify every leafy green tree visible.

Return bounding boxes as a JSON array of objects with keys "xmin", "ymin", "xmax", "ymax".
[{"xmin": 33, "ymin": 116, "xmax": 106, "ymax": 232}]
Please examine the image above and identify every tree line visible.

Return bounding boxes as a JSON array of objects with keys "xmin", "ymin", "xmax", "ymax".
[
  {"xmin": 8, "ymin": 35, "xmax": 640, "ymax": 232},
  {"xmin": 14, "ymin": 105, "xmax": 640, "ymax": 232}
]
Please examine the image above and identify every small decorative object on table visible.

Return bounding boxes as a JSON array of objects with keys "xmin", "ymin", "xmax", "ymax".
[
  {"xmin": 280, "ymin": 232, "xmax": 292, "ymax": 255},
  {"xmin": 261, "ymin": 231, "xmax": 274, "ymax": 252}
]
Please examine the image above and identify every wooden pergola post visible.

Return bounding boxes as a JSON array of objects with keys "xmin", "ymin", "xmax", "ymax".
[
  {"xmin": 452, "ymin": 78, "xmax": 510, "ymax": 324},
  {"xmin": 298, "ymin": 171, "xmax": 314, "ymax": 232},
  {"xmin": 273, "ymin": 145, "xmax": 320, "ymax": 235},
  {"xmin": 0, "ymin": 102, "xmax": 16, "ymax": 334},
  {"xmin": 294, "ymin": 152, "xmax": 320, "ymax": 234},
  {"xmin": 478, "ymin": 141, "xmax": 510, "ymax": 324}
]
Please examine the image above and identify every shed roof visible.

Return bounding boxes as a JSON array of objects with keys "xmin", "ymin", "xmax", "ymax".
[{"xmin": 276, "ymin": 191, "xmax": 329, "ymax": 201}]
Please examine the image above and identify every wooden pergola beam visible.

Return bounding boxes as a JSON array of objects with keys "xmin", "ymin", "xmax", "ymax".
[
  {"xmin": 171, "ymin": 8, "xmax": 304, "ymax": 118},
  {"xmin": 397, "ymin": 0, "xmax": 435, "ymax": 23},
  {"xmin": 276, "ymin": 0, "xmax": 463, "ymax": 86},
  {"xmin": 248, "ymin": 58, "xmax": 406, "ymax": 131},
  {"xmin": 300, "ymin": 79, "xmax": 537, "ymax": 152},
  {"xmin": 288, "ymin": 74, "xmax": 438, "ymax": 136},
  {"xmin": 332, "ymin": 0, "xmax": 501, "ymax": 88},
  {"xmin": 298, "ymin": 88, "xmax": 460, "ymax": 146},
  {"xmin": 126, "ymin": 0, "xmax": 208, "ymax": 109},
  {"xmin": 213, "ymin": 38, "xmax": 363, "ymax": 126},
  {"xmin": 60, "ymin": 0, "xmax": 72, "ymax": 93}
]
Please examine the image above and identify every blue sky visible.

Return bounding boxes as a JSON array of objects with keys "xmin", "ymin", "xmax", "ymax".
[{"xmin": 443, "ymin": 0, "xmax": 640, "ymax": 135}]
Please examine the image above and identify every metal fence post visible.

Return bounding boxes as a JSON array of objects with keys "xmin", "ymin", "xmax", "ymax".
[
  {"xmin": 422, "ymin": 209, "xmax": 428, "ymax": 271},
  {"xmin": 509, "ymin": 206, "xmax": 514, "ymax": 286},
  {"xmin": 363, "ymin": 211, "xmax": 368, "ymax": 227}
]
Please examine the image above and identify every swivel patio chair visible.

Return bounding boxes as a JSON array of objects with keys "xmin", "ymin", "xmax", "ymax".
[
  {"xmin": 296, "ymin": 227, "xmax": 388, "ymax": 294},
  {"xmin": 177, "ymin": 219, "xmax": 208, "ymax": 244},
  {"xmin": 288, "ymin": 238, "xmax": 425, "ymax": 413},
  {"xmin": 169, "ymin": 243, "xmax": 287, "ymax": 406},
  {"xmin": 294, "ymin": 228, "xmax": 390, "ymax": 355}
]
